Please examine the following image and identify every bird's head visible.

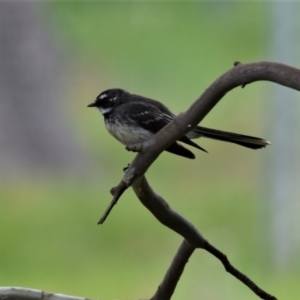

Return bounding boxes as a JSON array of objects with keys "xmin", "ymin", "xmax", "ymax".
[{"xmin": 88, "ymin": 88, "xmax": 128, "ymax": 115}]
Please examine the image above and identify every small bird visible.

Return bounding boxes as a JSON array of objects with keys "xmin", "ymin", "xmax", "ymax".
[{"xmin": 88, "ymin": 88, "xmax": 270, "ymax": 159}]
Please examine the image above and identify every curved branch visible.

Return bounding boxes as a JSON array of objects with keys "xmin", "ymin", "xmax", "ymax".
[
  {"xmin": 120, "ymin": 62, "xmax": 300, "ymax": 189},
  {"xmin": 132, "ymin": 176, "xmax": 207, "ymax": 248},
  {"xmin": 100, "ymin": 61, "xmax": 300, "ymax": 222}
]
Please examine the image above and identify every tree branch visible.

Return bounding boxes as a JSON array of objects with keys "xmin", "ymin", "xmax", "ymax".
[
  {"xmin": 0, "ymin": 287, "xmax": 92, "ymax": 300},
  {"xmin": 98, "ymin": 181, "xmax": 128, "ymax": 224},
  {"xmin": 150, "ymin": 240, "xmax": 195, "ymax": 300},
  {"xmin": 132, "ymin": 176, "xmax": 207, "ymax": 248},
  {"xmin": 97, "ymin": 61, "xmax": 300, "ymax": 298},
  {"xmin": 132, "ymin": 176, "xmax": 277, "ymax": 300},
  {"xmin": 204, "ymin": 242, "xmax": 277, "ymax": 300},
  {"xmin": 124, "ymin": 61, "xmax": 300, "ymax": 186}
]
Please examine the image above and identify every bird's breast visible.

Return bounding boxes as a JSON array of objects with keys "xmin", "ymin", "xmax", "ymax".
[{"xmin": 105, "ymin": 118, "xmax": 152, "ymax": 146}]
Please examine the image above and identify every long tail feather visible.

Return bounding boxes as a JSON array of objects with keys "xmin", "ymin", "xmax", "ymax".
[{"xmin": 187, "ymin": 126, "xmax": 270, "ymax": 150}]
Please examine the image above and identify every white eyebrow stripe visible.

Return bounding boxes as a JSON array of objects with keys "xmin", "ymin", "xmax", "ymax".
[{"xmin": 100, "ymin": 94, "xmax": 107, "ymax": 99}]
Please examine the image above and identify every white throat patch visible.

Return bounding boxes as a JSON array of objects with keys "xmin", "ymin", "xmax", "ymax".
[{"xmin": 98, "ymin": 107, "xmax": 111, "ymax": 115}]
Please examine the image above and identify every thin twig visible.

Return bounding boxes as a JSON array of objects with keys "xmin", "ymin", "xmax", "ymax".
[
  {"xmin": 204, "ymin": 241, "xmax": 277, "ymax": 300},
  {"xmin": 99, "ymin": 161, "xmax": 141, "ymax": 224},
  {"xmin": 98, "ymin": 181, "xmax": 127, "ymax": 224}
]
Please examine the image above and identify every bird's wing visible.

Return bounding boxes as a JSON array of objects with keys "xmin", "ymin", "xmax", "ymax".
[
  {"xmin": 123, "ymin": 102, "xmax": 173, "ymax": 133},
  {"xmin": 122, "ymin": 102, "xmax": 207, "ymax": 153}
]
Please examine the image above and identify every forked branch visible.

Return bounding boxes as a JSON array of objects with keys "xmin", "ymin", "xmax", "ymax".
[
  {"xmin": 97, "ymin": 61, "xmax": 300, "ymax": 299},
  {"xmin": 132, "ymin": 176, "xmax": 277, "ymax": 300}
]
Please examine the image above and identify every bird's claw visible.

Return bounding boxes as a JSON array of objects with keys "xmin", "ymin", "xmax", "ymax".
[{"xmin": 125, "ymin": 143, "xmax": 142, "ymax": 152}]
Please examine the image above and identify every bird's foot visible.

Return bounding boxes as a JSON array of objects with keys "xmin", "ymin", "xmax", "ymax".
[{"xmin": 126, "ymin": 143, "xmax": 142, "ymax": 152}]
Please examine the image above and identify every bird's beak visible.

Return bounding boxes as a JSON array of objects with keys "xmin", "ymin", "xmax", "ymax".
[{"xmin": 87, "ymin": 102, "xmax": 96, "ymax": 107}]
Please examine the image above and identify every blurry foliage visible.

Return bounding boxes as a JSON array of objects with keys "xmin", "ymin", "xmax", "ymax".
[{"xmin": 1, "ymin": 2, "xmax": 299, "ymax": 300}]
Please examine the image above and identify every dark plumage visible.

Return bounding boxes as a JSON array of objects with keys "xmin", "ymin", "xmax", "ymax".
[{"xmin": 88, "ymin": 88, "xmax": 270, "ymax": 159}]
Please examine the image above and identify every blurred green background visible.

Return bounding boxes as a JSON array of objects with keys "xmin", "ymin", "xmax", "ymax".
[{"xmin": 0, "ymin": 2, "xmax": 299, "ymax": 300}]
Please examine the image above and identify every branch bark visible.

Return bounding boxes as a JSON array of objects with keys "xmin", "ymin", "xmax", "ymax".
[{"xmin": 0, "ymin": 287, "xmax": 91, "ymax": 300}]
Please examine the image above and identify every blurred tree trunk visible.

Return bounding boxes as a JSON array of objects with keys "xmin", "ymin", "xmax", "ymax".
[{"xmin": 0, "ymin": 1, "xmax": 88, "ymax": 178}]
